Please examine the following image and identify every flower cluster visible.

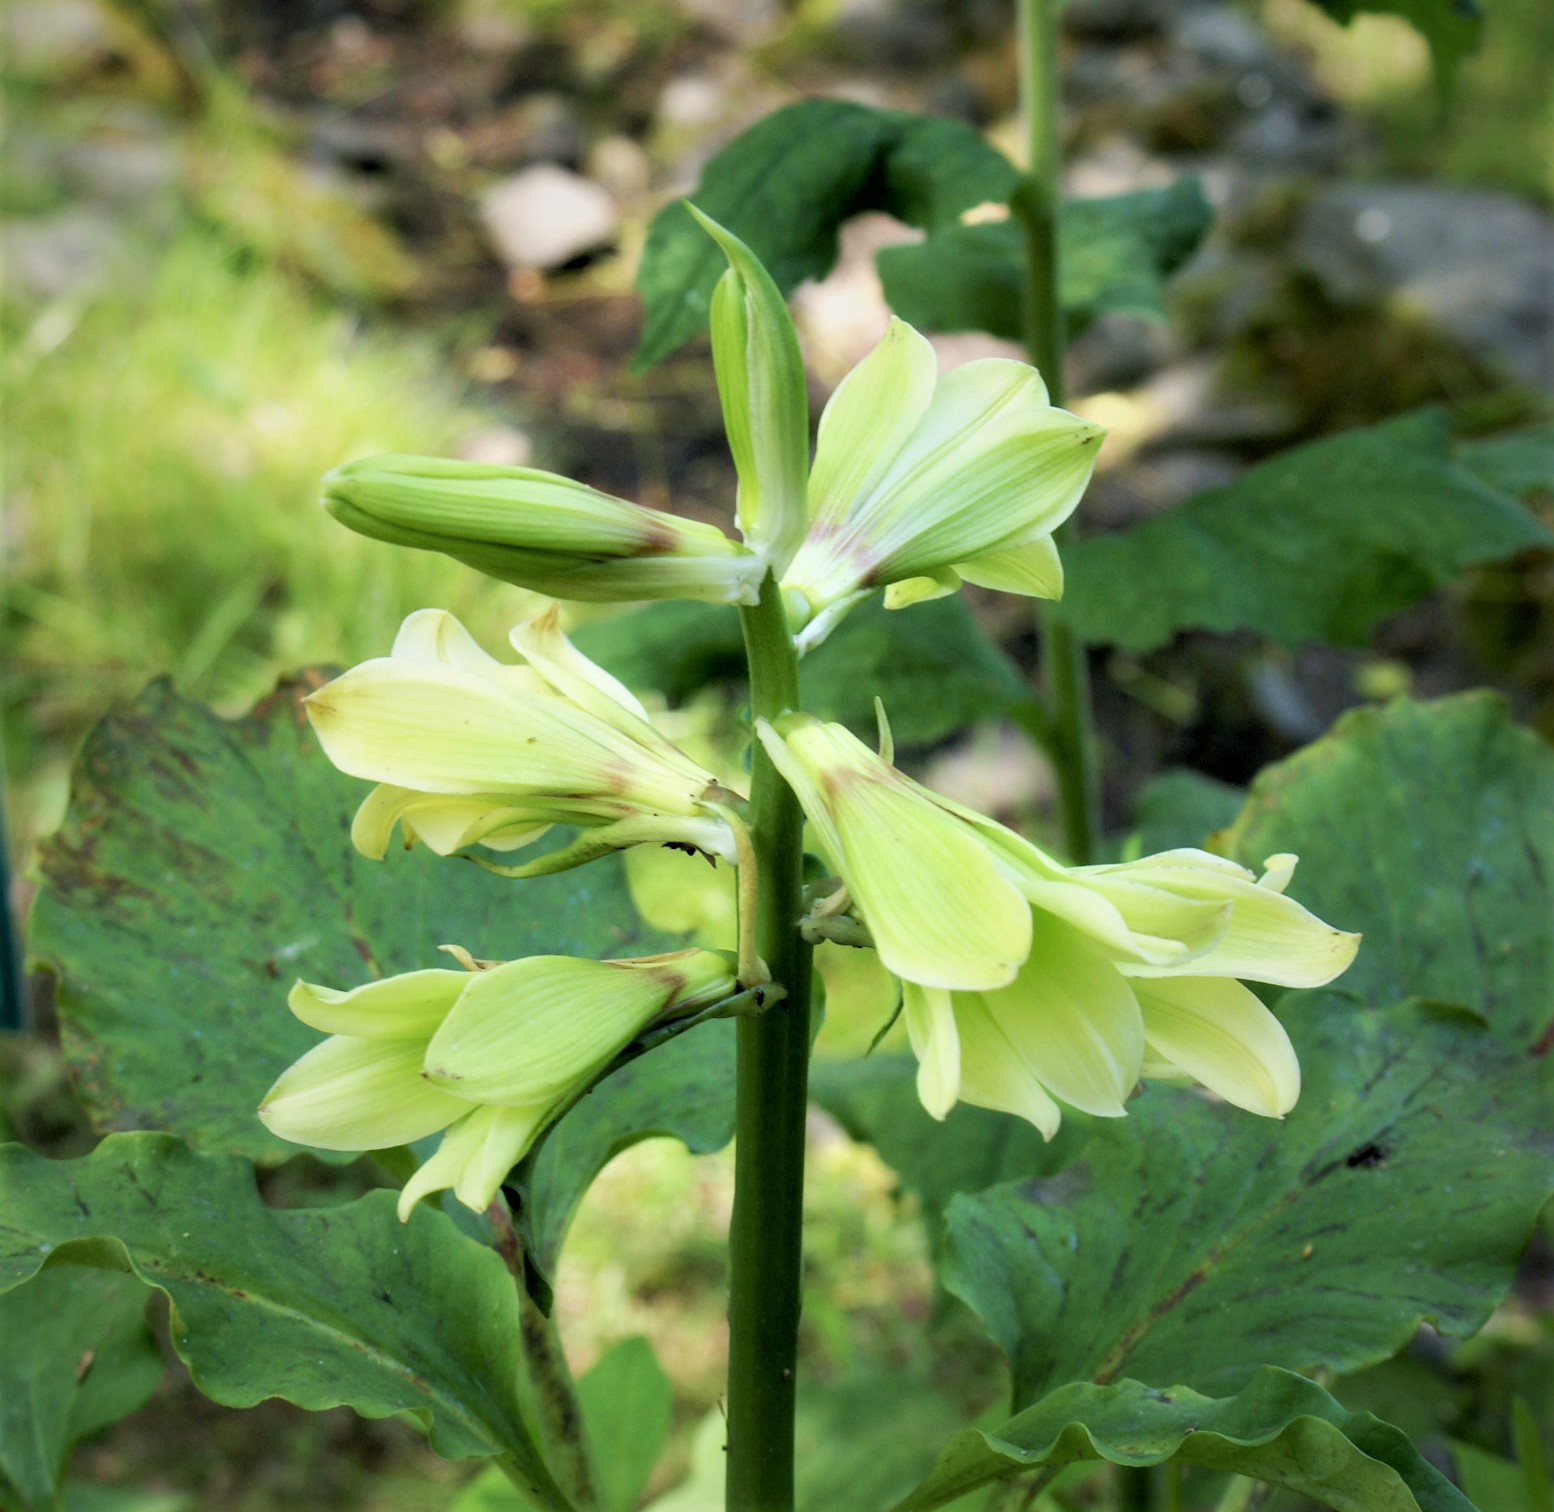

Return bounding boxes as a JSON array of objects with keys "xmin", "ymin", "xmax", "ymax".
[
  {"xmin": 263, "ymin": 210, "xmax": 1358, "ymax": 1221},
  {"xmin": 761, "ymin": 714, "xmax": 1358, "ymax": 1132},
  {"xmin": 260, "ymin": 949, "xmax": 736, "ymax": 1217}
]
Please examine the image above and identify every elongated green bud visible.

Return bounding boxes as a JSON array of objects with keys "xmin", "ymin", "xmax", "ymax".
[
  {"xmin": 324, "ymin": 454, "xmax": 763, "ymax": 606},
  {"xmin": 688, "ymin": 206, "xmax": 810, "ymax": 577}
]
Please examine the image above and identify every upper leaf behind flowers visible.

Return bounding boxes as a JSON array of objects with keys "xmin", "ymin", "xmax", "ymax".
[
  {"xmin": 759, "ymin": 713, "xmax": 1359, "ymax": 1135},
  {"xmin": 304, "ymin": 605, "xmax": 738, "ymax": 876}
]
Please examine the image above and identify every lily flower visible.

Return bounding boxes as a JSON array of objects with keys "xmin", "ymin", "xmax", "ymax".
[
  {"xmin": 306, "ymin": 606, "xmax": 738, "ymax": 875},
  {"xmin": 758, "ymin": 713, "xmax": 1359, "ymax": 1133},
  {"xmin": 779, "ymin": 318, "xmax": 1105, "ymax": 651},
  {"xmin": 324, "ymin": 454, "xmax": 766, "ymax": 606},
  {"xmin": 259, "ymin": 949, "xmax": 738, "ymax": 1219}
]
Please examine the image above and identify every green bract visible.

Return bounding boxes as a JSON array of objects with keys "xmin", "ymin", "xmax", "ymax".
[
  {"xmin": 759, "ymin": 713, "xmax": 1357, "ymax": 1132},
  {"xmin": 780, "ymin": 318, "xmax": 1104, "ymax": 652},
  {"xmin": 259, "ymin": 949, "xmax": 737, "ymax": 1218},
  {"xmin": 325, "ymin": 453, "xmax": 766, "ymax": 605},
  {"xmin": 305, "ymin": 605, "xmax": 737, "ymax": 875},
  {"xmin": 692, "ymin": 206, "xmax": 811, "ymax": 577}
]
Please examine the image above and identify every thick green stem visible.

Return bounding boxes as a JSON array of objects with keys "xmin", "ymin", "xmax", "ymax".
[
  {"xmin": 726, "ymin": 571, "xmax": 815, "ymax": 1510},
  {"xmin": 1017, "ymin": 0, "xmax": 1100, "ymax": 864}
]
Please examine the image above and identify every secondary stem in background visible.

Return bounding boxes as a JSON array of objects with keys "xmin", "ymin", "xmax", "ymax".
[
  {"xmin": 1017, "ymin": 0, "xmax": 1101, "ymax": 865},
  {"xmin": 726, "ymin": 570, "xmax": 815, "ymax": 1509}
]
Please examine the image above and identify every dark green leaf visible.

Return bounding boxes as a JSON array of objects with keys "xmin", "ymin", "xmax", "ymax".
[
  {"xmin": 575, "ymin": 1337, "xmax": 673, "ymax": 1512},
  {"xmin": 1223, "ymin": 692, "xmax": 1554, "ymax": 1048},
  {"xmin": 520, "ymin": 1021, "xmax": 734, "ymax": 1299},
  {"xmin": 896, "ymin": 1366, "xmax": 1475, "ymax": 1511},
  {"xmin": 1302, "ymin": 0, "xmax": 1482, "ymax": 95},
  {"xmin": 0, "ymin": 1135, "xmax": 566, "ymax": 1498},
  {"xmin": 634, "ymin": 100, "xmax": 1016, "ymax": 367},
  {"xmin": 877, "ymin": 178, "xmax": 1214, "ymax": 341},
  {"xmin": 29, "ymin": 677, "xmax": 675, "ymax": 1163},
  {"xmin": 574, "ymin": 596, "xmax": 1029, "ymax": 746},
  {"xmin": 0, "ymin": 1268, "xmax": 161, "ymax": 1512},
  {"xmin": 809, "ymin": 1054, "xmax": 1079, "ymax": 1243},
  {"xmin": 1059, "ymin": 410, "xmax": 1554, "ymax": 652},
  {"xmin": 1455, "ymin": 423, "xmax": 1554, "ymax": 499},
  {"xmin": 943, "ymin": 997, "xmax": 1554, "ymax": 1406}
]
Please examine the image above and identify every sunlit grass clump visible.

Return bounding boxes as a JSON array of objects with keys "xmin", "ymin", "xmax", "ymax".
[{"xmin": 2, "ymin": 233, "xmax": 525, "ymax": 837}]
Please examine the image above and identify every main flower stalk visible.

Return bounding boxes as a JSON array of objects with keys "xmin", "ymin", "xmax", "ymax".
[{"xmin": 726, "ymin": 570, "xmax": 814, "ymax": 1509}]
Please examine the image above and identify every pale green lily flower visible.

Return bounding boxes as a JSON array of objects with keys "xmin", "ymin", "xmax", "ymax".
[
  {"xmin": 780, "ymin": 318, "xmax": 1105, "ymax": 651},
  {"xmin": 258, "ymin": 949, "xmax": 738, "ymax": 1220},
  {"xmin": 758, "ymin": 713, "xmax": 1358, "ymax": 1131},
  {"xmin": 324, "ymin": 454, "xmax": 766, "ymax": 606},
  {"xmin": 306, "ymin": 606, "xmax": 737, "ymax": 875}
]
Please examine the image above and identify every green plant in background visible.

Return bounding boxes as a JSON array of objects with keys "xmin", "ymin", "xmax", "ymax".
[{"xmin": 4, "ymin": 2, "xmax": 1553, "ymax": 1511}]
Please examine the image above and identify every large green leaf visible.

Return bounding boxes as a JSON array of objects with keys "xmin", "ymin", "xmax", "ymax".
[
  {"xmin": 1223, "ymin": 692, "xmax": 1554, "ymax": 1049},
  {"xmin": 0, "ymin": 1135, "xmax": 567, "ymax": 1500},
  {"xmin": 1454, "ymin": 423, "xmax": 1554, "ymax": 499},
  {"xmin": 1302, "ymin": 0, "xmax": 1482, "ymax": 94},
  {"xmin": 634, "ymin": 101, "xmax": 1018, "ymax": 368},
  {"xmin": 876, "ymin": 178, "xmax": 1213, "ymax": 341},
  {"xmin": 0, "ymin": 1268, "xmax": 161, "ymax": 1512},
  {"xmin": 29, "ymin": 677, "xmax": 675, "ymax": 1164},
  {"xmin": 895, "ymin": 1366, "xmax": 1475, "ymax": 1512},
  {"xmin": 573, "ymin": 596, "xmax": 1028, "ymax": 746},
  {"xmin": 1058, "ymin": 410, "xmax": 1553, "ymax": 653}
]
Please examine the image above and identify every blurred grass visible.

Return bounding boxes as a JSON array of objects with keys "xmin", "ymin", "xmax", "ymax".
[{"xmin": 1, "ymin": 229, "xmax": 527, "ymax": 854}]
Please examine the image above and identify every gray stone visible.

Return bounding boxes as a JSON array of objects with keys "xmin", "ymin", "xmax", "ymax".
[
  {"xmin": 1295, "ymin": 183, "xmax": 1554, "ymax": 389},
  {"xmin": 1173, "ymin": 3, "xmax": 1275, "ymax": 71},
  {"xmin": 1, "ymin": 209, "xmax": 123, "ymax": 301},
  {"xmin": 479, "ymin": 164, "xmax": 618, "ymax": 272}
]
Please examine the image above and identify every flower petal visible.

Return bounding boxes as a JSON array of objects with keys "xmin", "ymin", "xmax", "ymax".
[
  {"xmin": 259, "ymin": 1036, "xmax": 472, "ymax": 1151},
  {"xmin": 979, "ymin": 912, "xmax": 1144, "ymax": 1118},
  {"xmin": 509, "ymin": 604, "xmax": 651, "ymax": 723},
  {"xmin": 1133, "ymin": 976, "xmax": 1300, "ymax": 1117},
  {"xmin": 952, "ymin": 992, "xmax": 1063, "ymax": 1138},
  {"xmin": 902, "ymin": 982, "xmax": 960, "ymax": 1120},
  {"xmin": 287, "ymin": 971, "xmax": 467, "ymax": 1038},
  {"xmin": 397, "ymin": 1103, "xmax": 547, "ymax": 1220},
  {"xmin": 808, "ymin": 317, "xmax": 937, "ymax": 530},
  {"xmin": 954, "ymin": 534, "xmax": 1065, "ymax": 600},
  {"xmin": 350, "ymin": 785, "xmax": 555, "ymax": 858}
]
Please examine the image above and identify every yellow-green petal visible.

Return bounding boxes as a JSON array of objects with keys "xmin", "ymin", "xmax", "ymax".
[
  {"xmin": 259, "ymin": 1036, "xmax": 472, "ymax": 1151},
  {"xmin": 954, "ymin": 534, "xmax": 1065, "ymax": 600},
  {"xmin": 397, "ymin": 1103, "xmax": 548, "ymax": 1220},
  {"xmin": 953, "ymin": 992, "xmax": 1063, "ymax": 1138},
  {"xmin": 902, "ymin": 982, "xmax": 960, "ymax": 1120},
  {"xmin": 350, "ymin": 785, "xmax": 555, "ymax": 858},
  {"xmin": 1133, "ymin": 976, "xmax": 1300, "ymax": 1117},
  {"xmin": 286, "ymin": 971, "xmax": 467, "ymax": 1037},
  {"xmin": 979, "ymin": 913, "xmax": 1144, "ymax": 1118}
]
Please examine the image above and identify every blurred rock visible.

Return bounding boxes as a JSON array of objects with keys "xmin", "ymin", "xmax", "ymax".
[
  {"xmin": 479, "ymin": 165, "xmax": 617, "ymax": 272},
  {"xmin": 61, "ymin": 136, "xmax": 180, "ymax": 208},
  {"xmin": 457, "ymin": 425, "xmax": 535, "ymax": 468},
  {"xmin": 1, "ymin": 0, "xmax": 116, "ymax": 76},
  {"xmin": 1295, "ymin": 183, "xmax": 1554, "ymax": 389},
  {"xmin": 833, "ymin": 0, "xmax": 955, "ymax": 68},
  {"xmin": 587, "ymin": 135, "xmax": 653, "ymax": 202},
  {"xmin": 1173, "ymin": 3, "xmax": 1274, "ymax": 71},
  {"xmin": 1, "ymin": 210, "xmax": 122, "ymax": 301},
  {"xmin": 1068, "ymin": 312, "xmax": 1178, "ymax": 394}
]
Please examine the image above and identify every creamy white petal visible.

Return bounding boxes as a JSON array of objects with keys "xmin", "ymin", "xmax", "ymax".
[
  {"xmin": 259, "ymin": 1036, "xmax": 472, "ymax": 1151},
  {"xmin": 1133, "ymin": 976, "xmax": 1300, "ymax": 1117},
  {"xmin": 389, "ymin": 608, "xmax": 541, "ymax": 692},
  {"xmin": 509, "ymin": 604, "xmax": 651, "ymax": 723},
  {"xmin": 350, "ymin": 785, "xmax": 555, "ymax": 858}
]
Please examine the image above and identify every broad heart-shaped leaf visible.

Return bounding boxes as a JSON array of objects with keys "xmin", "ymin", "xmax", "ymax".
[
  {"xmin": 809, "ymin": 1054, "xmax": 1083, "ymax": 1247},
  {"xmin": 895, "ymin": 1366, "xmax": 1474, "ymax": 1512},
  {"xmin": 1223, "ymin": 692, "xmax": 1554, "ymax": 1050},
  {"xmin": 1302, "ymin": 0, "xmax": 1482, "ymax": 95},
  {"xmin": 1057, "ymin": 409, "xmax": 1553, "ymax": 653},
  {"xmin": 516, "ymin": 1018, "xmax": 735, "ymax": 1307},
  {"xmin": 0, "ymin": 1267, "xmax": 161, "ymax": 1512},
  {"xmin": 1454, "ymin": 422, "xmax": 1554, "ymax": 499},
  {"xmin": 877, "ymin": 178, "xmax": 1214, "ymax": 341},
  {"xmin": 942, "ymin": 996, "xmax": 1554, "ymax": 1407},
  {"xmin": 572, "ymin": 596, "xmax": 1028, "ymax": 746},
  {"xmin": 0, "ymin": 1135, "xmax": 569, "ymax": 1503},
  {"xmin": 29, "ymin": 677, "xmax": 676, "ymax": 1164},
  {"xmin": 634, "ymin": 100, "xmax": 1019, "ymax": 367}
]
